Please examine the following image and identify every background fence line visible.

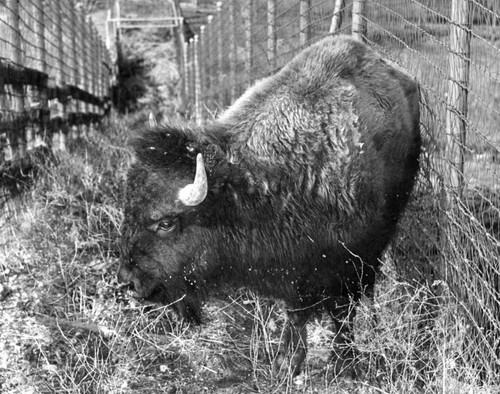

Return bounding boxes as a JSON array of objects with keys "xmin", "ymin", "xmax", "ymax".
[
  {"xmin": 0, "ymin": 0, "xmax": 113, "ymax": 165},
  {"xmin": 181, "ymin": 0, "xmax": 500, "ymax": 379}
]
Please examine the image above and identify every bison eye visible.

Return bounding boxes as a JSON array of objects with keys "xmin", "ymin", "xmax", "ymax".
[{"xmin": 157, "ymin": 219, "xmax": 178, "ymax": 234}]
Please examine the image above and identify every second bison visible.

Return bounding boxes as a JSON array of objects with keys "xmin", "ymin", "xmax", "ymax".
[{"xmin": 118, "ymin": 34, "xmax": 421, "ymax": 376}]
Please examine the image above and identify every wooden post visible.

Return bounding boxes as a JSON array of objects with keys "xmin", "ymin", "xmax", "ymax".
[
  {"xmin": 352, "ymin": 0, "xmax": 367, "ymax": 41},
  {"xmin": 198, "ymin": 26, "xmax": 206, "ymax": 122},
  {"xmin": 204, "ymin": 18, "xmax": 211, "ymax": 97},
  {"xmin": 103, "ymin": 45, "xmax": 111, "ymax": 108},
  {"xmin": 101, "ymin": 40, "xmax": 109, "ymax": 115},
  {"xmin": 88, "ymin": 24, "xmax": 95, "ymax": 119},
  {"xmin": 76, "ymin": 4, "xmax": 86, "ymax": 135},
  {"xmin": 80, "ymin": 10, "xmax": 90, "ymax": 135},
  {"xmin": 216, "ymin": 2, "xmax": 224, "ymax": 106},
  {"xmin": 206, "ymin": 15, "xmax": 215, "ymax": 107},
  {"xmin": 183, "ymin": 40, "xmax": 190, "ymax": 109},
  {"xmin": 228, "ymin": 0, "xmax": 236, "ymax": 102},
  {"xmin": 172, "ymin": 3, "xmax": 186, "ymax": 112},
  {"xmin": 5, "ymin": 0, "xmax": 24, "ymax": 160},
  {"xmin": 92, "ymin": 25, "xmax": 100, "ymax": 120},
  {"xmin": 114, "ymin": 0, "xmax": 121, "ymax": 32},
  {"xmin": 69, "ymin": 1, "xmax": 79, "ymax": 93},
  {"xmin": 188, "ymin": 38, "xmax": 193, "ymax": 112},
  {"xmin": 193, "ymin": 36, "xmax": 202, "ymax": 123},
  {"xmin": 446, "ymin": 0, "xmax": 471, "ymax": 196},
  {"xmin": 54, "ymin": 0, "xmax": 67, "ymax": 151},
  {"xmin": 32, "ymin": 0, "xmax": 47, "ymax": 149},
  {"xmin": 98, "ymin": 35, "xmax": 104, "ymax": 116},
  {"xmin": 69, "ymin": 1, "xmax": 79, "ymax": 138},
  {"xmin": 55, "ymin": 2, "xmax": 65, "ymax": 88},
  {"xmin": 300, "ymin": 0, "xmax": 310, "ymax": 46},
  {"xmin": 33, "ymin": 0, "xmax": 47, "ymax": 74},
  {"xmin": 105, "ymin": 9, "xmax": 112, "ymax": 50},
  {"xmin": 330, "ymin": 0, "xmax": 346, "ymax": 33},
  {"xmin": 243, "ymin": 0, "xmax": 253, "ymax": 88},
  {"xmin": 267, "ymin": 0, "xmax": 277, "ymax": 70},
  {"xmin": 5, "ymin": 0, "xmax": 22, "ymax": 67}
]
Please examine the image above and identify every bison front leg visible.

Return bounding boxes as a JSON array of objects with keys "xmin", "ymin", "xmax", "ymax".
[
  {"xmin": 325, "ymin": 298, "xmax": 357, "ymax": 378},
  {"xmin": 273, "ymin": 310, "xmax": 310, "ymax": 377}
]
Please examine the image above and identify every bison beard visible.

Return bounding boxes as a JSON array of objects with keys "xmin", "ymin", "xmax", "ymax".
[{"xmin": 118, "ymin": 35, "xmax": 421, "ymax": 377}]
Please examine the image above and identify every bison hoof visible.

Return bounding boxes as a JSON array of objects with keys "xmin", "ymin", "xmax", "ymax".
[
  {"xmin": 328, "ymin": 348, "xmax": 357, "ymax": 380},
  {"xmin": 272, "ymin": 350, "xmax": 305, "ymax": 377}
]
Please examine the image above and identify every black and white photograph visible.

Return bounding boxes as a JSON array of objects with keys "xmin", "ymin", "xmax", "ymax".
[{"xmin": 1, "ymin": 1, "xmax": 499, "ymax": 392}]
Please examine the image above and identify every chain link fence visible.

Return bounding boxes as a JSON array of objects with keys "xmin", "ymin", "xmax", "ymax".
[{"xmin": 181, "ymin": 0, "xmax": 500, "ymax": 380}]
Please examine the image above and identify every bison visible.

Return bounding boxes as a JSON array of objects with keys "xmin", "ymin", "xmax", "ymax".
[{"xmin": 118, "ymin": 34, "xmax": 421, "ymax": 377}]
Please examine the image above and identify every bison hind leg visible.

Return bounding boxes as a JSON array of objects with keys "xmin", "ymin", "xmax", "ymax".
[{"xmin": 273, "ymin": 309, "xmax": 310, "ymax": 377}]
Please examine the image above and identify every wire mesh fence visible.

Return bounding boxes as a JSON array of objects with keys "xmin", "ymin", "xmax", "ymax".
[
  {"xmin": 1, "ymin": 0, "xmax": 113, "ymax": 221},
  {"xmin": 362, "ymin": 0, "xmax": 500, "ymax": 376},
  {"xmin": 182, "ymin": 0, "xmax": 500, "ymax": 381},
  {"xmin": 0, "ymin": 0, "xmax": 113, "ymax": 164}
]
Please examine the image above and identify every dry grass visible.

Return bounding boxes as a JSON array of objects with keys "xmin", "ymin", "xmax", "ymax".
[
  {"xmin": 1, "ymin": 11, "xmax": 499, "ymax": 392},
  {"xmin": 1, "ymin": 112, "xmax": 499, "ymax": 393}
]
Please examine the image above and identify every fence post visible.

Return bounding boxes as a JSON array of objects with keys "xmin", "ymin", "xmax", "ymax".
[
  {"xmin": 5, "ymin": 0, "xmax": 24, "ymax": 160},
  {"xmin": 243, "ymin": 0, "xmax": 254, "ymax": 89},
  {"xmin": 228, "ymin": 0, "xmax": 236, "ymax": 103},
  {"xmin": 33, "ymin": 0, "xmax": 47, "ymax": 149},
  {"xmin": 267, "ymin": 0, "xmax": 277, "ymax": 70},
  {"xmin": 188, "ymin": 38, "xmax": 194, "ymax": 113},
  {"xmin": 198, "ymin": 26, "xmax": 206, "ymax": 123},
  {"xmin": 300, "ymin": 0, "xmax": 310, "ymax": 46},
  {"xmin": 206, "ymin": 15, "xmax": 214, "ymax": 109},
  {"xmin": 193, "ymin": 35, "xmax": 202, "ymax": 124},
  {"xmin": 33, "ymin": 0, "xmax": 47, "ymax": 74},
  {"xmin": 77, "ymin": 5, "xmax": 87, "ymax": 135},
  {"xmin": 172, "ymin": 1, "xmax": 186, "ymax": 113},
  {"xmin": 70, "ymin": 1, "xmax": 80, "ymax": 138},
  {"xmin": 90, "ymin": 23, "xmax": 99, "ymax": 129},
  {"xmin": 216, "ymin": 2, "xmax": 224, "ymax": 106},
  {"xmin": 114, "ymin": 0, "xmax": 121, "ymax": 32},
  {"xmin": 100, "ymin": 40, "xmax": 111, "ymax": 114},
  {"xmin": 88, "ymin": 22, "xmax": 95, "ymax": 126},
  {"xmin": 330, "ymin": 0, "xmax": 346, "ymax": 33},
  {"xmin": 53, "ymin": 0, "xmax": 67, "ymax": 151},
  {"xmin": 446, "ymin": 0, "xmax": 471, "ymax": 196},
  {"xmin": 352, "ymin": 0, "xmax": 367, "ymax": 40},
  {"xmin": 69, "ymin": 1, "xmax": 79, "ymax": 90},
  {"xmin": 97, "ymin": 34, "xmax": 104, "ymax": 117},
  {"xmin": 183, "ymin": 40, "xmax": 190, "ymax": 110},
  {"xmin": 105, "ymin": 9, "xmax": 112, "ymax": 50},
  {"xmin": 80, "ymin": 10, "xmax": 90, "ymax": 135}
]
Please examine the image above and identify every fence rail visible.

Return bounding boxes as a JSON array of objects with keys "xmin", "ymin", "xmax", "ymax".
[
  {"xmin": 181, "ymin": 0, "xmax": 500, "ymax": 379},
  {"xmin": 0, "ymin": 0, "xmax": 113, "ymax": 164}
]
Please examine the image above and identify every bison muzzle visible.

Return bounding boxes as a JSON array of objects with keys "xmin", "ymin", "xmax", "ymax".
[{"xmin": 118, "ymin": 34, "xmax": 421, "ymax": 377}]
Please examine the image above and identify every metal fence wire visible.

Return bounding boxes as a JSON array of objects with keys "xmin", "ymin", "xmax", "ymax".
[
  {"xmin": 0, "ymin": 0, "xmax": 113, "ymax": 221},
  {"xmin": 0, "ymin": 0, "xmax": 112, "ymax": 162},
  {"xmin": 182, "ymin": 0, "xmax": 500, "ymax": 379}
]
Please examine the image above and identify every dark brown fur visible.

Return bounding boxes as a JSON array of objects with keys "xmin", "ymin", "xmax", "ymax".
[{"xmin": 118, "ymin": 35, "xmax": 421, "ymax": 376}]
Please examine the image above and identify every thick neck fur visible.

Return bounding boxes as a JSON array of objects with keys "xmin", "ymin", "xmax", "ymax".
[{"xmin": 133, "ymin": 122, "xmax": 319, "ymax": 206}]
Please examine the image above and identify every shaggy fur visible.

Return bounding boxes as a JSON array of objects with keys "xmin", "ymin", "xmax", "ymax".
[{"xmin": 118, "ymin": 34, "xmax": 421, "ymax": 376}]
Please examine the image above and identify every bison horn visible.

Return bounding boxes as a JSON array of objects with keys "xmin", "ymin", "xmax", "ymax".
[
  {"xmin": 178, "ymin": 153, "xmax": 208, "ymax": 206},
  {"xmin": 149, "ymin": 113, "xmax": 157, "ymax": 127}
]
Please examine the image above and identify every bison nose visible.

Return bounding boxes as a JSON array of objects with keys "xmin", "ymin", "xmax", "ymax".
[{"xmin": 117, "ymin": 261, "xmax": 133, "ymax": 284}]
